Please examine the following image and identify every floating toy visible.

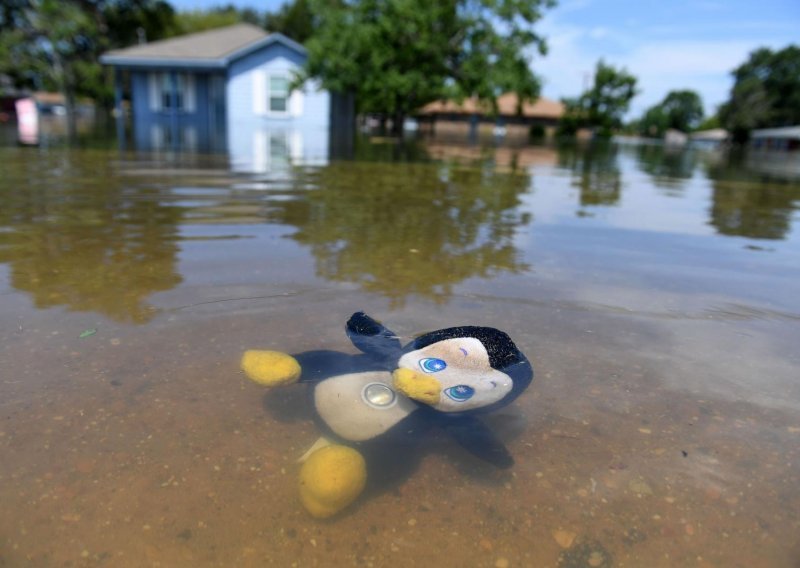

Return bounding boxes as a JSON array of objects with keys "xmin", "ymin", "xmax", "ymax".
[{"xmin": 241, "ymin": 312, "xmax": 534, "ymax": 518}]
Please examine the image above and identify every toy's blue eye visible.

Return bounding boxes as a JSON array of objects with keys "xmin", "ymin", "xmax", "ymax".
[
  {"xmin": 419, "ymin": 357, "xmax": 447, "ymax": 373},
  {"xmin": 444, "ymin": 385, "xmax": 474, "ymax": 401}
]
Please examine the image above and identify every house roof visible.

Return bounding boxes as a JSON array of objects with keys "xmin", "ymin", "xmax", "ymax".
[
  {"xmin": 100, "ymin": 24, "xmax": 305, "ymax": 69},
  {"xmin": 690, "ymin": 128, "xmax": 728, "ymax": 141},
  {"xmin": 419, "ymin": 94, "xmax": 565, "ymax": 119}
]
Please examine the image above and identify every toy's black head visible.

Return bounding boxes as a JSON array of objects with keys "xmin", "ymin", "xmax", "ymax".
[
  {"xmin": 396, "ymin": 326, "xmax": 533, "ymax": 414},
  {"xmin": 345, "ymin": 312, "xmax": 534, "ymax": 414}
]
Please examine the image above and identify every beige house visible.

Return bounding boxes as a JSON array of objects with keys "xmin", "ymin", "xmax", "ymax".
[{"xmin": 416, "ymin": 93, "xmax": 564, "ymax": 140}]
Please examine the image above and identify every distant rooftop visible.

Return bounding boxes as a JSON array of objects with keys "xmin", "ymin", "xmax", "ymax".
[
  {"xmin": 419, "ymin": 94, "xmax": 565, "ymax": 120},
  {"xmin": 100, "ymin": 24, "xmax": 304, "ymax": 68},
  {"xmin": 751, "ymin": 126, "xmax": 800, "ymax": 140},
  {"xmin": 690, "ymin": 128, "xmax": 728, "ymax": 141}
]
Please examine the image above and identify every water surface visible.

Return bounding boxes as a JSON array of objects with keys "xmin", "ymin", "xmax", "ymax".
[{"xmin": 1, "ymin": 140, "xmax": 799, "ymax": 567}]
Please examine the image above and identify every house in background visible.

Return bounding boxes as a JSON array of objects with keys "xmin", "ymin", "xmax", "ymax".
[
  {"xmin": 750, "ymin": 126, "xmax": 800, "ymax": 152},
  {"xmin": 101, "ymin": 24, "xmax": 351, "ymax": 171},
  {"xmin": 416, "ymin": 94, "xmax": 565, "ymax": 141}
]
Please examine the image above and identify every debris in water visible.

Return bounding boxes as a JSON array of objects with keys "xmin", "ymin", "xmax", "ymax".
[
  {"xmin": 79, "ymin": 328, "xmax": 97, "ymax": 339},
  {"xmin": 558, "ymin": 541, "xmax": 612, "ymax": 568},
  {"xmin": 553, "ymin": 529, "xmax": 577, "ymax": 549}
]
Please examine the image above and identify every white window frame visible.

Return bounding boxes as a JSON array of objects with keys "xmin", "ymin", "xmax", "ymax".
[{"xmin": 267, "ymin": 73, "xmax": 290, "ymax": 117}]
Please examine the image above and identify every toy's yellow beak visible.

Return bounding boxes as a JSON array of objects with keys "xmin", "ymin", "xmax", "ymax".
[{"xmin": 392, "ymin": 368, "xmax": 441, "ymax": 405}]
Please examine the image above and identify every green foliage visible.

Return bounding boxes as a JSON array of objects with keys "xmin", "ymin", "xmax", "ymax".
[
  {"xmin": 720, "ymin": 45, "xmax": 800, "ymax": 143},
  {"xmin": 173, "ymin": 5, "xmax": 259, "ymax": 35},
  {"xmin": 0, "ymin": 1, "xmax": 98, "ymax": 98},
  {"xmin": 302, "ymin": 0, "xmax": 555, "ymax": 132},
  {"xmin": 104, "ymin": 0, "xmax": 179, "ymax": 45},
  {"xmin": 695, "ymin": 114, "xmax": 721, "ymax": 132},
  {"xmin": 264, "ymin": 0, "xmax": 315, "ymax": 43},
  {"xmin": 558, "ymin": 60, "xmax": 638, "ymax": 138},
  {"xmin": 638, "ymin": 89, "xmax": 703, "ymax": 138},
  {"xmin": 0, "ymin": 0, "xmax": 186, "ymax": 106}
]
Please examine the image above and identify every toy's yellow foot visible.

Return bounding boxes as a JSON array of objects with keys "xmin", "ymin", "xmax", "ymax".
[
  {"xmin": 299, "ymin": 445, "xmax": 367, "ymax": 519},
  {"xmin": 240, "ymin": 350, "xmax": 301, "ymax": 387}
]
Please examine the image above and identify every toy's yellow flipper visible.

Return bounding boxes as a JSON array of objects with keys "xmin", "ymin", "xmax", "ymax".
[
  {"xmin": 241, "ymin": 350, "xmax": 301, "ymax": 387},
  {"xmin": 299, "ymin": 445, "xmax": 367, "ymax": 518}
]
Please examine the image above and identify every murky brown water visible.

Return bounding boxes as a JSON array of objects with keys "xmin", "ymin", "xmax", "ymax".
[{"xmin": 1, "ymin": 140, "xmax": 799, "ymax": 567}]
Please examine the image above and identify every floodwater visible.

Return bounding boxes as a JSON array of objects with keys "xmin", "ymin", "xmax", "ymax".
[{"xmin": 1, "ymin": 139, "xmax": 799, "ymax": 567}]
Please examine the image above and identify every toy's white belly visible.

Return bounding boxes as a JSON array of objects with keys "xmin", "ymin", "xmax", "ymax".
[{"xmin": 313, "ymin": 371, "xmax": 417, "ymax": 442}]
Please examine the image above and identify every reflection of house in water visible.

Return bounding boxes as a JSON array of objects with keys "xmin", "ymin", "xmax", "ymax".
[
  {"xmin": 424, "ymin": 142, "xmax": 558, "ymax": 171},
  {"xmin": 416, "ymin": 94, "xmax": 564, "ymax": 141},
  {"xmin": 101, "ymin": 24, "xmax": 351, "ymax": 171}
]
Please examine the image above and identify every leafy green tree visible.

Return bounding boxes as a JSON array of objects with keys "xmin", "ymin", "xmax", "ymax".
[
  {"xmin": 0, "ymin": 0, "xmax": 183, "ymax": 133},
  {"xmin": 0, "ymin": 0, "xmax": 99, "ymax": 138},
  {"xmin": 695, "ymin": 113, "xmax": 721, "ymax": 132},
  {"xmin": 173, "ymin": 4, "xmax": 263, "ymax": 35},
  {"xmin": 264, "ymin": 0, "xmax": 315, "ymax": 43},
  {"xmin": 559, "ymin": 60, "xmax": 638, "ymax": 138},
  {"xmin": 103, "ymin": 0, "xmax": 179, "ymax": 46},
  {"xmin": 302, "ymin": 0, "xmax": 555, "ymax": 134},
  {"xmin": 720, "ymin": 45, "xmax": 800, "ymax": 143},
  {"xmin": 639, "ymin": 89, "xmax": 703, "ymax": 137},
  {"xmin": 638, "ymin": 105, "xmax": 668, "ymax": 138},
  {"xmin": 660, "ymin": 90, "xmax": 703, "ymax": 131}
]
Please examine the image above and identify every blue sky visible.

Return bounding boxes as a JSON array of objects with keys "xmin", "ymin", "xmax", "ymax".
[{"xmin": 172, "ymin": 0, "xmax": 800, "ymax": 118}]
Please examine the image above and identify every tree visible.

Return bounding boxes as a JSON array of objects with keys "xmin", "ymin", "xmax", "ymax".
[
  {"xmin": 0, "ymin": 1, "xmax": 183, "ymax": 134},
  {"xmin": 264, "ymin": 0, "xmax": 315, "ymax": 44},
  {"xmin": 638, "ymin": 105, "xmax": 668, "ymax": 138},
  {"xmin": 173, "ymin": 5, "xmax": 262, "ymax": 35},
  {"xmin": 558, "ymin": 60, "xmax": 638, "ymax": 138},
  {"xmin": 639, "ymin": 89, "xmax": 703, "ymax": 138},
  {"xmin": 0, "ymin": 0, "xmax": 99, "ymax": 138},
  {"xmin": 720, "ymin": 45, "xmax": 800, "ymax": 143},
  {"xmin": 302, "ymin": 0, "xmax": 555, "ymax": 134},
  {"xmin": 103, "ymin": 0, "xmax": 178, "ymax": 46}
]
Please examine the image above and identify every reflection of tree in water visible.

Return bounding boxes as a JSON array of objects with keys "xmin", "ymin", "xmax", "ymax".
[
  {"xmin": 268, "ymin": 161, "xmax": 532, "ymax": 306},
  {"xmin": 558, "ymin": 143, "xmax": 622, "ymax": 206},
  {"xmin": 706, "ymin": 165, "xmax": 800, "ymax": 240},
  {"xmin": 635, "ymin": 144, "xmax": 697, "ymax": 195},
  {"xmin": 0, "ymin": 155, "xmax": 183, "ymax": 323}
]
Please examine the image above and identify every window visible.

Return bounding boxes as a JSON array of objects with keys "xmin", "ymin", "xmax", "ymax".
[
  {"xmin": 161, "ymin": 73, "xmax": 184, "ymax": 111},
  {"xmin": 150, "ymin": 72, "xmax": 195, "ymax": 113},
  {"xmin": 269, "ymin": 76, "xmax": 289, "ymax": 113}
]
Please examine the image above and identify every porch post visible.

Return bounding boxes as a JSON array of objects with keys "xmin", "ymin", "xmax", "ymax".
[
  {"xmin": 114, "ymin": 68, "xmax": 125, "ymax": 150},
  {"xmin": 169, "ymin": 70, "xmax": 179, "ymax": 150}
]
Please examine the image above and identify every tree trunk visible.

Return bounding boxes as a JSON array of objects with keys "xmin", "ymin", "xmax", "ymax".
[
  {"xmin": 53, "ymin": 50, "xmax": 78, "ymax": 143},
  {"xmin": 391, "ymin": 112, "xmax": 405, "ymax": 137},
  {"xmin": 64, "ymin": 84, "xmax": 78, "ymax": 143}
]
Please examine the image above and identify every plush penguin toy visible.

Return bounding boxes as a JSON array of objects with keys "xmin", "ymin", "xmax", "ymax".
[{"xmin": 240, "ymin": 312, "xmax": 534, "ymax": 518}]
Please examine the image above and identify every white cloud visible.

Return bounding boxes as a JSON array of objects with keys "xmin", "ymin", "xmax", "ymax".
[
  {"xmin": 533, "ymin": 11, "xmax": 795, "ymax": 118},
  {"xmin": 588, "ymin": 26, "xmax": 610, "ymax": 39}
]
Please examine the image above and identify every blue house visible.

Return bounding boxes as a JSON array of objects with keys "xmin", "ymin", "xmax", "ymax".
[{"xmin": 101, "ymin": 24, "xmax": 348, "ymax": 170}]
